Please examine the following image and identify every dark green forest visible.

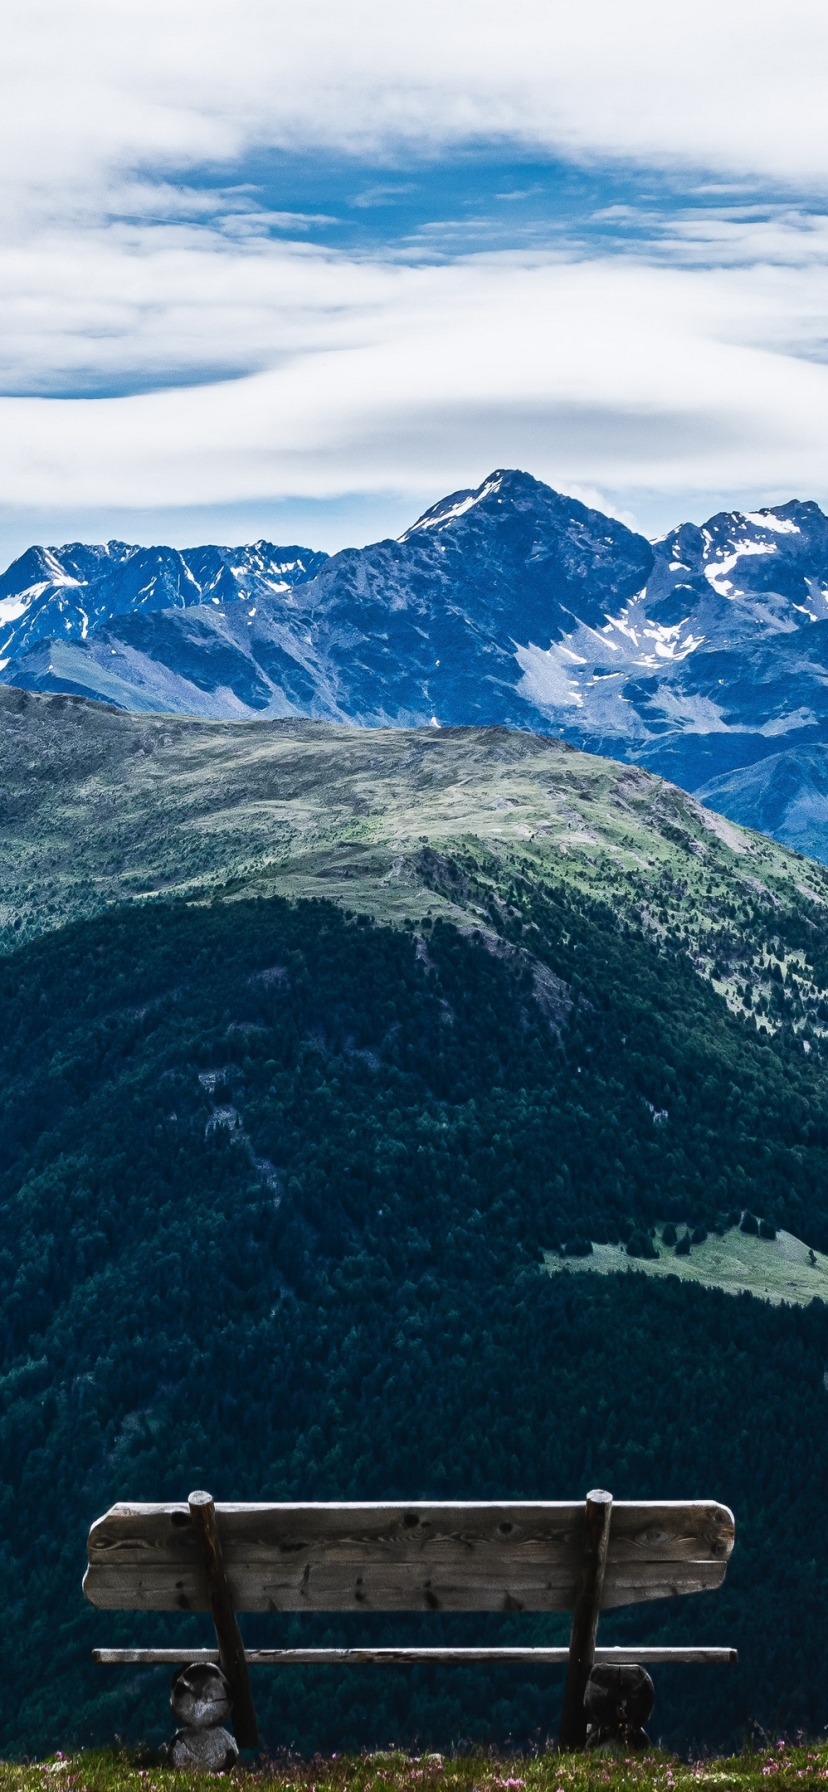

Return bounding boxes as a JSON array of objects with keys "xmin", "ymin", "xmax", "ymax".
[{"xmin": 1, "ymin": 885, "xmax": 828, "ymax": 1757}]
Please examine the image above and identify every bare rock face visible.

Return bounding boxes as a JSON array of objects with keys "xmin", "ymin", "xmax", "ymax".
[
  {"xmin": 170, "ymin": 1662, "xmax": 231, "ymax": 1729},
  {"xmin": 168, "ymin": 1725, "xmax": 239, "ymax": 1770}
]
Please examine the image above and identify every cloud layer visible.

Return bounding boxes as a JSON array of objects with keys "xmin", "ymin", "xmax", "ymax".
[
  {"xmin": 4, "ymin": 251, "xmax": 828, "ymax": 503},
  {"xmin": 10, "ymin": 0, "xmax": 828, "ymax": 194},
  {"xmin": 3, "ymin": 0, "xmax": 828, "ymax": 547}
]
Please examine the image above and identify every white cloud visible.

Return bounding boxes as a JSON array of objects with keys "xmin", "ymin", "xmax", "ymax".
[
  {"xmin": 6, "ymin": 0, "xmax": 828, "ymax": 215},
  {"xmin": 4, "ymin": 0, "xmax": 828, "ymax": 542},
  {"xmin": 5, "ymin": 195, "xmax": 828, "ymax": 398},
  {"xmin": 0, "ymin": 223, "xmax": 401, "ymax": 394},
  {"xmin": 3, "ymin": 250, "xmax": 828, "ymax": 520}
]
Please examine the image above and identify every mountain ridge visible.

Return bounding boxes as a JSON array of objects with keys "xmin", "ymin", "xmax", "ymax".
[
  {"xmin": 5, "ymin": 685, "xmax": 828, "ymax": 1055},
  {"xmin": 0, "ymin": 537, "xmax": 329, "ymax": 668}
]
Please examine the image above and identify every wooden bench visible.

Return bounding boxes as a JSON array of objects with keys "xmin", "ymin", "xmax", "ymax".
[{"xmin": 84, "ymin": 1488, "xmax": 737, "ymax": 1751}]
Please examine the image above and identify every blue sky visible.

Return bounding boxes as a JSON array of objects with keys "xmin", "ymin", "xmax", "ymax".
[{"xmin": 2, "ymin": 0, "xmax": 828, "ymax": 561}]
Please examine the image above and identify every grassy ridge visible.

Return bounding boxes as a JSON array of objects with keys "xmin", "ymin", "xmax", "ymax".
[{"xmin": 5, "ymin": 689, "xmax": 828, "ymax": 1043}]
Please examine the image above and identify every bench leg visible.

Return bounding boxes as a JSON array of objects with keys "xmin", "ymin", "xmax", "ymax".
[
  {"xmin": 583, "ymin": 1662, "xmax": 655, "ymax": 1750},
  {"xmin": 167, "ymin": 1661, "xmax": 240, "ymax": 1771},
  {"xmin": 558, "ymin": 1489, "xmax": 612, "ymax": 1751},
  {"xmin": 189, "ymin": 1491, "xmax": 260, "ymax": 1750}
]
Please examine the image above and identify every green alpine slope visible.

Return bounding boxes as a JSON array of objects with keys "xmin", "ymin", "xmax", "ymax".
[{"xmin": 3, "ymin": 685, "xmax": 828, "ymax": 1040}]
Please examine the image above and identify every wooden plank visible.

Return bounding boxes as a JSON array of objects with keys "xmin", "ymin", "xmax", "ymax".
[
  {"xmin": 86, "ymin": 1501, "xmax": 735, "ymax": 1569},
  {"xmin": 602, "ymin": 1558, "xmax": 728, "ymax": 1608},
  {"xmin": 84, "ymin": 1499, "xmax": 734, "ymax": 1615},
  {"xmin": 83, "ymin": 1561, "xmax": 580, "ymax": 1611},
  {"xmin": 187, "ymin": 1492, "xmax": 259, "ymax": 1750},
  {"xmin": 92, "ymin": 1645, "xmax": 738, "ymax": 1666},
  {"xmin": 82, "ymin": 1553, "xmax": 728, "ymax": 1613},
  {"xmin": 559, "ymin": 1489, "xmax": 612, "ymax": 1751}
]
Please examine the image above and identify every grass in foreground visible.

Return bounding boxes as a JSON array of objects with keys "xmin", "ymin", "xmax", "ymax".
[{"xmin": 3, "ymin": 1745, "xmax": 828, "ymax": 1792}]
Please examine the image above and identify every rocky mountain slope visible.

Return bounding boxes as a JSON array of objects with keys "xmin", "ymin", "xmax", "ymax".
[
  {"xmin": 5, "ymin": 470, "xmax": 828, "ymax": 856},
  {"xmin": 0, "ymin": 473, "xmax": 652, "ymax": 723},
  {"xmin": 0, "ymin": 538, "xmax": 327, "ymax": 668},
  {"xmin": 696, "ymin": 746, "xmax": 828, "ymax": 859}
]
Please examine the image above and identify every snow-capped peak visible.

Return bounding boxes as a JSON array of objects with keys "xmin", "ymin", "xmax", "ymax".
[
  {"xmin": 399, "ymin": 473, "xmax": 505, "ymax": 540},
  {"xmin": 0, "ymin": 538, "xmax": 328, "ymax": 665}
]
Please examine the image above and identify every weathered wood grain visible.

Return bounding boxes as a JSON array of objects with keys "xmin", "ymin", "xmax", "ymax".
[
  {"xmin": 83, "ymin": 1499, "xmax": 734, "ymax": 1614},
  {"xmin": 602, "ymin": 1558, "xmax": 728, "ymax": 1607},
  {"xmin": 93, "ymin": 1645, "xmax": 738, "ymax": 1665},
  {"xmin": 86, "ymin": 1501, "xmax": 735, "ymax": 1565},
  {"xmin": 83, "ymin": 1553, "xmax": 728, "ymax": 1612},
  {"xmin": 559, "ymin": 1489, "xmax": 612, "ymax": 1751}
]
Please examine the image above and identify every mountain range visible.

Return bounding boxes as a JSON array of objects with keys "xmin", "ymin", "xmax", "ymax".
[
  {"xmin": 5, "ymin": 470, "xmax": 828, "ymax": 860},
  {"xmin": 0, "ymin": 538, "xmax": 328, "ymax": 668}
]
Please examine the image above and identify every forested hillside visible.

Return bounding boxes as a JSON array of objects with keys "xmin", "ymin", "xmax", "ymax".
[{"xmin": 2, "ymin": 887, "xmax": 828, "ymax": 1758}]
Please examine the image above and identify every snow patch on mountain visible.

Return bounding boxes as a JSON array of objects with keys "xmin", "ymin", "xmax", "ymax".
[
  {"xmin": 0, "ymin": 592, "xmax": 40, "ymax": 625},
  {"xmin": 743, "ymin": 511, "xmax": 800, "ymax": 534},
  {"xmin": 399, "ymin": 473, "xmax": 504, "ymax": 539},
  {"xmin": 514, "ymin": 642, "xmax": 587, "ymax": 712},
  {"xmin": 704, "ymin": 539, "xmax": 777, "ymax": 599}
]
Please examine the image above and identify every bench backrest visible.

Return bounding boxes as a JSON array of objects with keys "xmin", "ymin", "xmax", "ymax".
[{"xmin": 84, "ymin": 1499, "xmax": 734, "ymax": 1614}]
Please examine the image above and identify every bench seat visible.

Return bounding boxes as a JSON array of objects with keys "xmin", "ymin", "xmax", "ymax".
[{"xmin": 85, "ymin": 1491, "xmax": 736, "ymax": 1750}]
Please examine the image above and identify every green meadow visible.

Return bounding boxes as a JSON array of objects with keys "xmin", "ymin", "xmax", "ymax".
[
  {"xmin": 2, "ymin": 1745, "xmax": 826, "ymax": 1792},
  {"xmin": 544, "ymin": 1226, "xmax": 828, "ymax": 1307}
]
